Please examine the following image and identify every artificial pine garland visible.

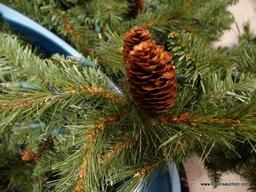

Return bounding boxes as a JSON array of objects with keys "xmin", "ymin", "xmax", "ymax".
[{"xmin": 2, "ymin": 1, "xmax": 256, "ymax": 191}]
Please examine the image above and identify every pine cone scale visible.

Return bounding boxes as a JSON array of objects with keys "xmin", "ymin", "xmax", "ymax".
[{"xmin": 130, "ymin": 83, "xmax": 176, "ymax": 95}]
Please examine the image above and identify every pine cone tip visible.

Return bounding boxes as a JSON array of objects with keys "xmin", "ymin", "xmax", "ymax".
[{"xmin": 123, "ymin": 25, "xmax": 153, "ymax": 63}]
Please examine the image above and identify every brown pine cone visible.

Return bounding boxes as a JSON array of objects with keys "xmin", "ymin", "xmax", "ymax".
[
  {"xmin": 128, "ymin": 0, "xmax": 144, "ymax": 18},
  {"xmin": 126, "ymin": 40, "xmax": 177, "ymax": 114},
  {"xmin": 123, "ymin": 26, "xmax": 152, "ymax": 64}
]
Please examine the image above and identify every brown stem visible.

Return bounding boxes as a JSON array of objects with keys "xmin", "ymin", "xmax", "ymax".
[
  {"xmin": 74, "ymin": 114, "xmax": 124, "ymax": 192},
  {"xmin": 0, "ymin": 86, "xmax": 121, "ymax": 111},
  {"xmin": 101, "ymin": 138, "xmax": 137, "ymax": 164}
]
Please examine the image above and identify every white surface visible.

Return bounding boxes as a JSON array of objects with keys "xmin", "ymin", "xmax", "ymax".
[
  {"xmin": 185, "ymin": 1, "xmax": 256, "ymax": 192},
  {"xmin": 184, "ymin": 155, "xmax": 250, "ymax": 192},
  {"xmin": 214, "ymin": 0, "xmax": 256, "ymax": 47}
]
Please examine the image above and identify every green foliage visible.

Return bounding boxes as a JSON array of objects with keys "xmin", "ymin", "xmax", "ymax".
[
  {"xmin": 2, "ymin": 0, "xmax": 236, "ymax": 75},
  {"xmin": 0, "ymin": 33, "xmax": 120, "ymax": 190},
  {"xmin": 168, "ymin": 32, "xmax": 232, "ymax": 89},
  {"xmin": 96, "ymin": 28, "xmax": 124, "ymax": 77},
  {"xmin": 2, "ymin": 0, "xmax": 256, "ymax": 191},
  {"xmin": 88, "ymin": 0, "xmax": 129, "ymax": 28}
]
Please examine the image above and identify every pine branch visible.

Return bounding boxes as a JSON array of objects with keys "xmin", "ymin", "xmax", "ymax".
[
  {"xmin": 0, "ymin": 33, "xmax": 122, "ymax": 137},
  {"xmin": 2, "ymin": 1, "xmax": 256, "ymax": 191},
  {"xmin": 232, "ymin": 43, "xmax": 256, "ymax": 74},
  {"xmin": 0, "ymin": 85, "xmax": 120, "ymax": 110},
  {"xmin": 53, "ymin": 113, "xmax": 124, "ymax": 191},
  {"xmin": 101, "ymin": 137, "xmax": 137, "ymax": 164},
  {"xmin": 168, "ymin": 32, "xmax": 232, "ymax": 90},
  {"xmin": 97, "ymin": 28, "xmax": 124, "ymax": 77},
  {"xmin": 88, "ymin": 0, "xmax": 129, "ymax": 28}
]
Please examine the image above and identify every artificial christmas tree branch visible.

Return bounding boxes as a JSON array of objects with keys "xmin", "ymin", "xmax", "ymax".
[
  {"xmin": 0, "ymin": 85, "xmax": 120, "ymax": 111},
  {"xmin": 2, "ymin": 0, "xmax": 256, "ymax": 191},
  {"xmin": 2, "ymin": 26, "xmax": 252, "ymax": 190}
]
